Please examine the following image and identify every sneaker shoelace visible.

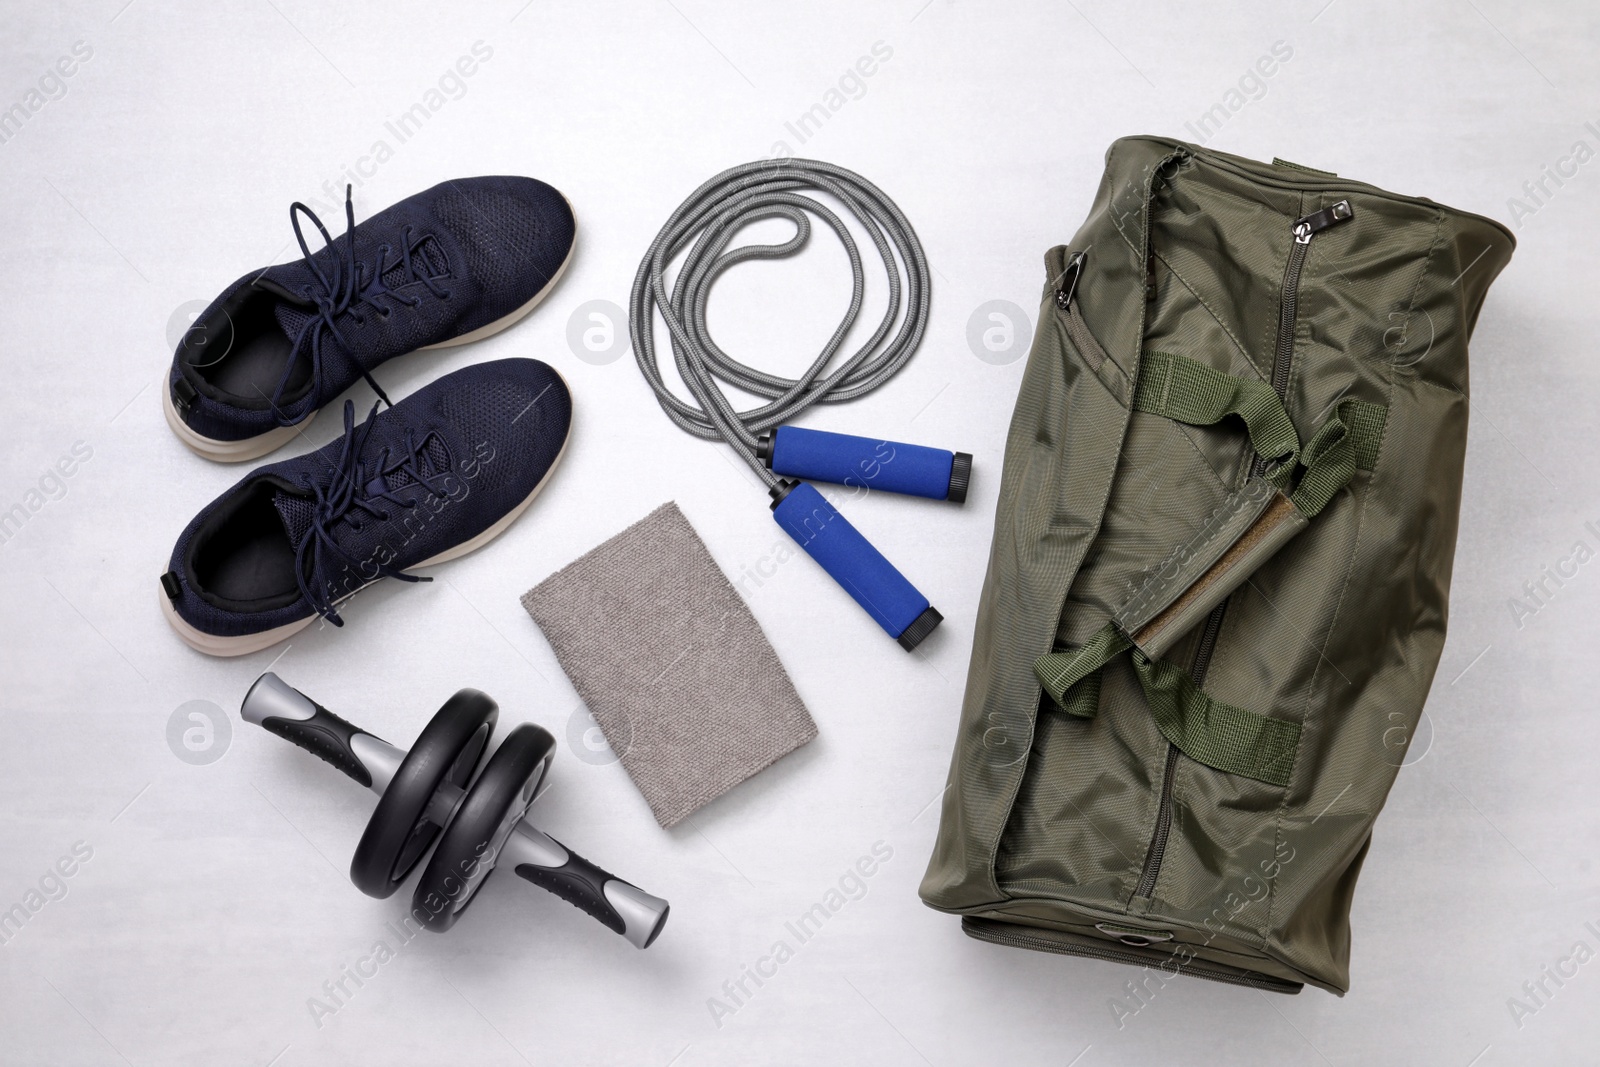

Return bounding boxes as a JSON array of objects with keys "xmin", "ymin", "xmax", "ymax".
[
  {"xmin": 268, "ymin": 185, "xmax": 453, "ymax": 424},
  {"xmin": 291, "ymin": 399, "xmax": 453, "ymax": 625}
]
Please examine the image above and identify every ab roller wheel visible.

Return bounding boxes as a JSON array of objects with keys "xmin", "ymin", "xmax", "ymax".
[
  {"xmin": 413, "ymin": 722, "xmax": 553, "ymax": 932},
  {"xmin": 351, "ymin": 689, "xmax": 495, "ymax": 899},
  {"xmin": 240, "ymin": 673, "xmax": 669, "ymax": 949}
]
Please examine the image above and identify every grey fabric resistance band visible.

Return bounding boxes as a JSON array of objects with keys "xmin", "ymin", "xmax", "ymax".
[{"xmin": 628, "ymin": 158, "xmax": 933, "ymax": 485}]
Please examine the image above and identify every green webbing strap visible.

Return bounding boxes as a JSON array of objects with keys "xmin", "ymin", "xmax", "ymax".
[
  {"xmin": 1032, "ymin": 357, "xmax": 1383, "ymax": 783},
  {"xmin": 1342, "ymin": 398, "xmax": 1387, "ymax": 471},
  {"xmin": 1128, "ymin": 649, "xmax": 1299, "ymax": 787},
  {"xmin": 1290, "ymin": 402, "xmax": 1353, "ymax": 517},
  {"xmin": 1058, "ymin": 668, "xmax": 1104, "ymax": 719},
  {"xmin": 1133, "ymin": 351, "xmax": 1388, "ymax": 515},
  {"xmin": 1287, "ymin": 397, "xmax": 1388, "ymax": 517},
  {"xmin": 1134, "ymin": 351, "xmax": 1300, "ymax": 483},
  {"xmin": 1033, "ymin": 622, "xmax": 1301, "ymax": 786},
  {"xmin": 1033, "ymin": 625, "xmax": 1131, "ymax": 716}
]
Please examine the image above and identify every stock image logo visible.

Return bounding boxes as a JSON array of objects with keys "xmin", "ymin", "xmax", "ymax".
[
  {"xmin": 1382, "ymin": 305, "xmax": 1433, "ymax": 369},
  {"xmin": 167, "ymin": 700, "xmax": 232, "ymax": 766},
  {"xmin": 0, "ymin": 40, "xmax": 93, "ymax": 148},
  {"xmin": 966, "ymin": 299, "xmax": 1031, "ymax": 365},
  {"xmin": 567, "ymin": 704, "xmax": 627, "ymax": 766},
  {"xmin": 166, "ymin": 298, "xmax": 234, "ymax": 365},
  {"xmin": 0, "ymin": 841, "xmax": 94, "ymax": 947},
  {"xmin": 0, "ymin": 439, "xmax": 92, "ymax": 550},
  {"xmin": 566, "ymin": 299, "xmax": 629, "ymax": 365},
  {"xmin": 1382, "ymin": 708, "xmax": 1433, "ymax": 768}
]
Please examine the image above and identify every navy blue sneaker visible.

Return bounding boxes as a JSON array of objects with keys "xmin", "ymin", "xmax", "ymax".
[
  {"xmin": 164, "ymin": 177, "xmax": 576, "ymax": 462},
  {"xmin": 160, "ymin": 358, "xmax": 571, "ymax": 656}
]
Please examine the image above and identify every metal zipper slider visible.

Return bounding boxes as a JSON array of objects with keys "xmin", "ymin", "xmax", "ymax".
[
  {"xmin": 1055, "ymin": 249, "xmax": 1089, "ymax": 310},
  {"xmin": 1293, "ymin": 199, "xmax": 1354, "ymax": 243}
]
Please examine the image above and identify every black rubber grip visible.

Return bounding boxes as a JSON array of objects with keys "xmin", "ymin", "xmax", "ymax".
[
  {"xmin": 514, "ymin": 850, "xmax": 626, "ymax": 935},
  {"xmin": 261, "ymin": 707, "xmax": 373, "ymax": 788}
]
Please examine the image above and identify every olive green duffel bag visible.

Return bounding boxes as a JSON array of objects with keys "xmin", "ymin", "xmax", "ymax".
[{"xmin": 920, "ymin": 136, "xmax": 1514, "ymax": 995}]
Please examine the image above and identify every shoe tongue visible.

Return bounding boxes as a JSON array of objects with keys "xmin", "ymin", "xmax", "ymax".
[
  {"xmin": 383, "ymin": 433, "xmax": 452, "ymax": 491},
  {"xmin": 271, "ymin": 489, "xmax": 317, "ymax": 546},
  {"xmin": 379, "ymin": 235, "xmax": 448, "ymax": 290},
  {"xmin": 259, "ymin": 235, "xmax": 448, "ymax": 343},
  {"xmin": 268, "ymin": 435, "xmax": 452, "ymax": 559},
  {"xmin": 274, "ymin": 303, "xmax": 315, "ymax": 342}
]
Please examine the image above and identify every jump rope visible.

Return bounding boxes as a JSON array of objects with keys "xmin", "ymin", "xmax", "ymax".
[{"xmin": 630, "ymin": 159, "xmax": 969, "ymax": 651}]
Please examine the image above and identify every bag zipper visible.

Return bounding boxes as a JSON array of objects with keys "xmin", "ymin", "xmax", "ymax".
[
  {"xmin": 961, "ymin": 917, "xmax": 1305, "ymax": 993},
  {"xmin": 1131, "ymin": 604, "xmax": 1222, "ymax": 899},
  {"xmin": 1270, "ymin": 200, "xmax": 1353, "ymax": 397},
  {"xmin": 1131, "ymin": 198, "xmax": 1355, "ymax": 903}
]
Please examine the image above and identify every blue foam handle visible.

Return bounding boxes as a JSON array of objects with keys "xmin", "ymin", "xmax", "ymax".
[
  {"xmin": 766, "ymin": 426, "xmax": 966, "ymax": 502},
  {"xmin": 770, "ymin": 481, "xmax": 940, "ymax": 649}
]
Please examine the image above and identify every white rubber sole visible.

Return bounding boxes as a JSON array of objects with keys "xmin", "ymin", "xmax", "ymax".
[
  {"xmin": 161, "ymin": 389, "xmax": 572, "ymax": 658},
  {"xmin": 164, "ymin": 218, "xmax": 577, "ymax": 464},
  {"xmin": 163, "ymin": 386, "xmax": 302, "ymax": 464}
]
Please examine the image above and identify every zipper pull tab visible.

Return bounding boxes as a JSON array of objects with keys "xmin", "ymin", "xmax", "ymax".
[
  {"xmin": 1293, "ymin": 199, "xmax": 1354, "ymax": 243},
  {"xmin": 1055, "ymin": 249, "xmax": 1088, "ymax": 310}
]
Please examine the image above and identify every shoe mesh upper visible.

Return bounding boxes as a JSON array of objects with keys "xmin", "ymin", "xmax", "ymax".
[
  {"xmin": 169, "ymin": 177, "xmax": 573, "ymax": 442},
  {"xmin": 439, "ymin": 364, "xmax": 569, "ymax": 493},
  {"xmin": 437, "ymin": 189, "xmax": 538, "ymax": 290},
  {"xmin": 166, "ymin": 358, "xmax": 571, "ymax": 638}
]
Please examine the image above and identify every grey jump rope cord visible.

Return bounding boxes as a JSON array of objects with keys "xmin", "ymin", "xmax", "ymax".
[{"xmin": 628, "ymin": 158, "xmax": 933, "ymax": 489}]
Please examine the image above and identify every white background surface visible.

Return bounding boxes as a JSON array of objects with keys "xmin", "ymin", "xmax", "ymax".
[{"xmin": 2, "ymin": 1, "xmax": 1596, "ymax": 1064}]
